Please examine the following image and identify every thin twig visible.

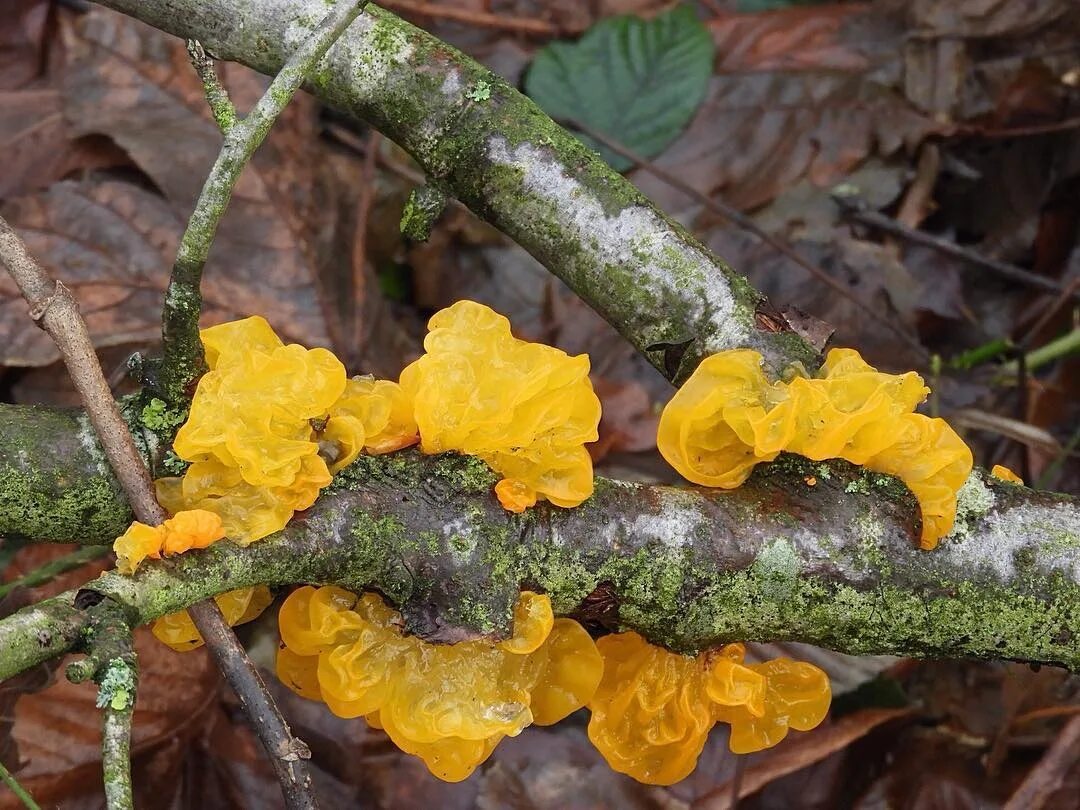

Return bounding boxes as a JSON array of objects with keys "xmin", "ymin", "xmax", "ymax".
[
  {"xmin": 0, "ymin": 545, "xmax": 110, "ymax": 600},
  {"xmin": 159, "ymin": 0, "xmax": 372, "ymax": 403},
  {"xmin": 380, "ymin": 0, "xmax": 561, "ymax": 35},
  {"xmin": 561, "ymin": 119, "xmax": 930, "ymax": 363},
  {"xmin": 1004, "ymin": 714, "xmax": 1080, "ymax": 810},
  {"xmin": 0, "ymin": 759, "xmax": 41, "ymax": 810},
  {"xmin": 0, "ymin": 218, "xmax": 166, "ymax": 525},
  {"xmin": 186, "ymin": 40, "xmax": 238, "ymax": 133},
  {"xmin": 101, "ymin": 704, "xmax": 134, "ymax": 810},
  {"xmin": 835, "ymin": 197, "xmax": 1075, "ymax": 300}
]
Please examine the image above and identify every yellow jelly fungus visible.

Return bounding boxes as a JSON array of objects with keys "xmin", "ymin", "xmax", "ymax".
[
  {"xmin": 155, "ymin": 317, "xmax": 418, "ymax": 544},
  {"xmin": 276, "ymin": 587, "xmax": 603, "ymax": 782},
  {"xmin": 657, "ymin": 348, "xmax": 973, "ymax": 549},
  {"xmin": 990, "ymin": 464, "xmax": 1024, "ymax": 485},
  {"xmin": 152, "ymin": 585, "xmax": 273, "ymax": 652},
  {"xmin": 399, "ymin": 300, "xmax": 601, "ymax": 512},
  {"xmin": 587, "ymin": 632, "xmax": 831, "ymax": 785},
  {"xmin": 112, "ymin": 509, "xmax": 225, "ymax": 574}
]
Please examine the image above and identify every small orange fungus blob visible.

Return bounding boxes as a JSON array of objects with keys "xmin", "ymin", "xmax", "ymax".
[
  {"xmin": 657, "ymin": 348, "xmax": 973, "ymax": 548},
  {"xmin": 990, "ymin": 464, "xmax": 1024, "ymax": 485},
  {"xmin": 587, "ymin": 632, "xmax": 831, "ymax": 785},
  {"xmin": 276, "ymin": 587, "xmax": 602, "ymax": 782},
  {"xmin": 399, "ymin": 300, "xmax": 601, "ymax": 512},
  {"xmin": 112, "ymin": 509, "xmax": 225, "ymax": 574}
]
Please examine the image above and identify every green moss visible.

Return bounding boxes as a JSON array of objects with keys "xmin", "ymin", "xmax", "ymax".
[
  {"xmin": 0, "ymin": 464, "xmax": 131, "ymax": 545},
  {"xmin": 344, "ymin": 510, "xmax": 415, "ymax": 605},
  {"xmin": 139, "ymin": 398, "xmax": 187, "ymax": 433}
]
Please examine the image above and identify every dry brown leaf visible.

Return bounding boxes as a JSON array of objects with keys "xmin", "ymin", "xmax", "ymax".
[
  {"xmin": 710, "ymin": 4, "xmax": 876, "ymax": 73},
  {"xmin": 691, "ymin": 708, "xmax": 912, "ymax": 809},
  {"xmin": 0, "ymin": 180, "xmax": 287, "ymax": 366}
]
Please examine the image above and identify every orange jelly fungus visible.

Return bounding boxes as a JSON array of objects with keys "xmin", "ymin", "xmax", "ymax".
[
  {"xmin": 990, "ymin": 464, "xmax": 1024, "ymax": 485},
  {"xmin": 276, "ymin": 587, "xmax": 602, "ymax": 782},
  {"xmin": 587, "ymin": 632, "xmax": 831, "ymax": 785},
  {"xmin": 657, "ymin": 348, "xmax": 972, "ymax": 548},
  {"xmin": 399, "ymin": 300, "xmax": 601, "ymax": 513}
]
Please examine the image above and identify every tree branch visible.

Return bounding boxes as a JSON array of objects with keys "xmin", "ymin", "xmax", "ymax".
[
  {"xmin": 90, "ymin": 0, "xmax": 818, "ymax": 383},
  {"xmin": 1, "ymin": 446, "xmax": 1078, "ymax": 682},
  {"xmin": 157, "ymin": 0, "xmax": 371, "ymax": 404}
]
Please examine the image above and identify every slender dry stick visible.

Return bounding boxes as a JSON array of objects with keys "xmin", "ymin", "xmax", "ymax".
[
  {"xmin": 0, "ymin": 218, "xmax": 166, "ymax": 525},
  {"xmin": 562, "ymin": 119, "xmax": 931, "ymax": 363},
  {"xmin": 159, "ymin": 0, "xmax": 371, "ymax": 403},
  {"xmin": 0, "ymin": 759, "xmax": 41, "ymax": 810},
  {"xmin": 101, "ymin": 705, "xmax": 134, "ymax": 810},
  {"xmin": 0, "ymin": 220, "xmax": 145, "ymax": 810},
  {"xmin": 835, "ymin": 196, "xmax": 1075, "ymax": 299}
]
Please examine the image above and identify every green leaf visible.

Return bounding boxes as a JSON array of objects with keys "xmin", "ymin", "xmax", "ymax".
[{"xmin": 524, "ymin": 5, "xmax": 714, "ymax": 171}]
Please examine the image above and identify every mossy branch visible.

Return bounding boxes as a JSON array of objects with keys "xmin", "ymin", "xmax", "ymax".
[
  {"xmin": 156, "ymin": 0, "xmax": 372, "ymax": 404},
  {"xmin": 92, "ymin": 0, "xmax": 817, "ymax": 383},
  {"xmin": 2, "ymin": 445, "xmax": 1078, "ymax": 682}
]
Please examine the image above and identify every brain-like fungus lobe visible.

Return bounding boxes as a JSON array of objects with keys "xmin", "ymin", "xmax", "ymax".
[
  {"xmin": 399, "ymin": 300, "xmax": 602, "ymax": 512},
  {"xmin": 657, "ymin": 348, "xmax": 973, "ymax": 548},
  {"xmin": 587, "ymin": 632, "xmax": 831, "ymax": 785},
  {"xmin": 276, "ymin": 587, "xmax": 603, "ymax": 781},
  {"xmin": 154, "ymin": 316, "xmax": 418, "ymax": 544}
]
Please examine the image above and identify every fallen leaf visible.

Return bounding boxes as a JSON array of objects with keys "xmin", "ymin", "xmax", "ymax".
[
  {"xmin": 691, "ymin": 709, "xmax": 912, "ymax": 809},
  {"xmin": 638, "ymin": 69, "xmax": 940, "ymax": 214},
  {"xmin": 710, "ymin": 4, "xmax": 876, "ymax": 73},
  {"xmin": 526, "ymin": 5, "xmax": 714, "ymax": 171}
]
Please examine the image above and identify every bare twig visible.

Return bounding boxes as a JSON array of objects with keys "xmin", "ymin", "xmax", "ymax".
[
  {"xmin": 835, "ymin": 196, "xmax": 1075, "ymax": 300},
  {"xmin": 349, "ymin": 130, "xmax": 381, "ymax": 369},
  {"xmin": 1003, "ymin": 714, "xmax": 1080, "ymax": 810},
  {"xmin": 562, "ymin": 119, "xmax": 931, "ymax": 363},
  {"xmin": 0, "ymin": 759, "xmax": 41, "ymax": 810},
  {"xmin": 159, "ymin": 0, "xmax": 372, "ymax": 403},
  {"xmin": 0, "ymin": 217, "xmax": 166, "ymax": 525}
]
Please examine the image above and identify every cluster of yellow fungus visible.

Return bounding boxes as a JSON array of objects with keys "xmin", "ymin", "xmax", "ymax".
[
  {"xmin": 154, "ymin": 316, "xmax": 417, "ymax": 544},
  {"xmin": 276, "ymin": 587, "xmax": 603, "ymax": 781},
  {"xmin": 400, "ymin": 300, "xmax": 602, "ymax": 513},
  {"xmin": 657, "ymin": 348, "xmax": 973, "ymax": 548},
  {"xmin": 587, "ymin": 632, "xmax": 831, "ymax": 785}
]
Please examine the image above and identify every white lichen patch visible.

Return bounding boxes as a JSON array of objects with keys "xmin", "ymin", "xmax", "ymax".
[
  {"xmin": 946, "ymin": 471, "xmax": 996, "ymax": 542},
  {"xmin": 441, "ymin": 517, "xmax": 477, "ymax": 561},
  {"xmin": 485, "ymin": 138, "xmax": 749, "ymax": 352},
  {"xmin": 626, "ymin": 509, "xmax": 695, "ymax": 549},
  {"xmin": 935, "ymin": 496, "xmax": 1080, "ymax": 583},
  {"xmin": 75, "ymin": 411, "xmax": 109, "ymax": 475}
]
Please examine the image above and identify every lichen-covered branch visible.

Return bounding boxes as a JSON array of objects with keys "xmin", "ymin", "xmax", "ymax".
[
  {"xmin": 155, "ymin": 0, "xmax": 371, "ymax": 404},
  {"xmin": 2, "ymin": 445, "xmax": 1078, "ymax": 682},
  {"xmin": 91, "ymin": 0, "xmax": 817, "ymax": 382}
]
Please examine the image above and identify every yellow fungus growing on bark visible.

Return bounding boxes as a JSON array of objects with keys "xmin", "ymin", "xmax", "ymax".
[
  {"xmin": 657, "ymin": 348, "xmax": 972, "ymax": 548},
  {"xmin": 399, "ymin": 300, "xmax": 601, "ymax": 512},
  {"xmin": 276, "ymin": 587, "xmax": 602, "ymax": 781},
  {"xmin": 587, "ymin": 632, "xmax": 830, "ymax": 785}
]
